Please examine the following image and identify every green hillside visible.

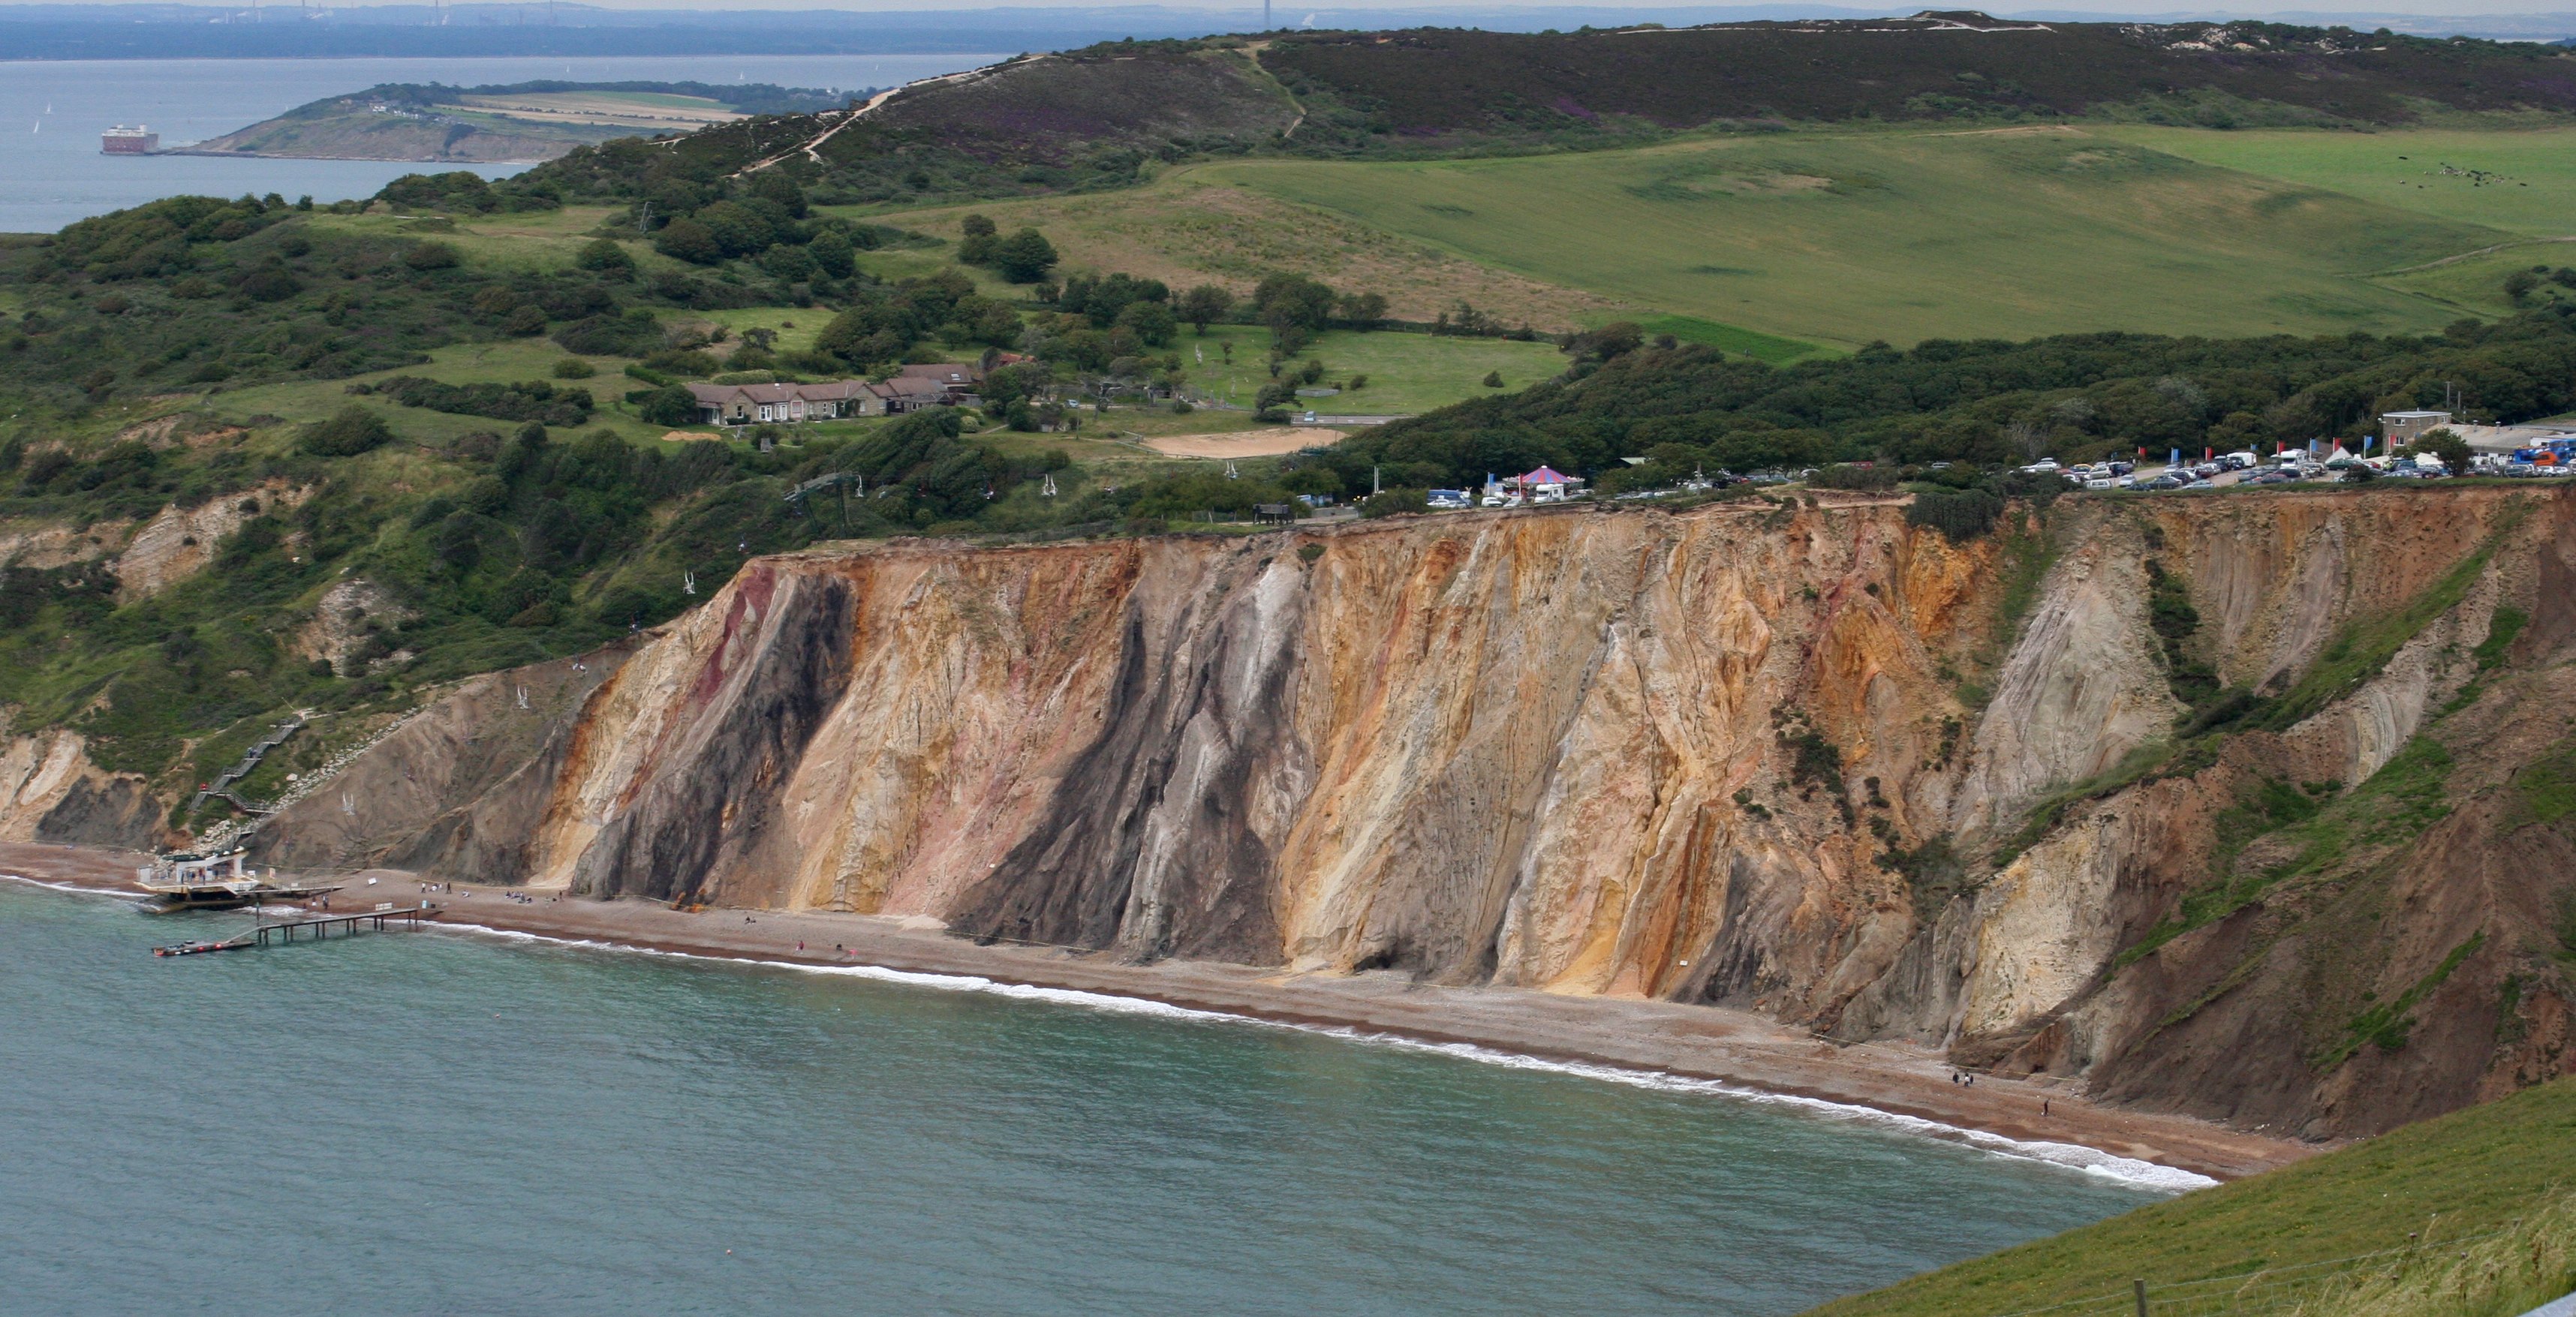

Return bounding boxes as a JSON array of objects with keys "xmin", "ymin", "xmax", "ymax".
[
  {"xmin": 2103, "ymin": 125, "xmax": 2576, "ymax": 238},
  {"xmin": 1195, "ymin": 128, "xmax": 2504, "ymax": 349},
  {"xmin": 1809, "ymin": 1078, "xmax": 2576, "ymax": 1317}
]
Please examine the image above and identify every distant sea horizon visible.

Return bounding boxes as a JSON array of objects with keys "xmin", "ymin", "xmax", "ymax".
[{"xmin": 0, "ymin": 53, "xmax": 1003, "ymax": 233}]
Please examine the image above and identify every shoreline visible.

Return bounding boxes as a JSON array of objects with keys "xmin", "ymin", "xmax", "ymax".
[{"xmin": 1, "ymin": 840, "xmax": 2316, "ymax": 1186}]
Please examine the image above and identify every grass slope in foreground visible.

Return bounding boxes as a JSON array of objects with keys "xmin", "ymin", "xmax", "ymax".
[
  {"xmin": 1199, "ymin": 127, "xmax": 2502, "ymax": 350},
  {"xmin": 1808, "ymin": 1077, "xmax": 2576, "ymax": 1316}
]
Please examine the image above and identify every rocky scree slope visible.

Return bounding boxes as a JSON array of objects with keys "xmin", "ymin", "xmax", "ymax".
[{"xmin": 254, "ymin": 486, "xmax": 2576, "ymax": 1137}]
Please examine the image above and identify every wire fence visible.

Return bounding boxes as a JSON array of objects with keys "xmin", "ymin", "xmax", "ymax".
[{"xmin": 1991, "ymin": 1225, "xmax": 2517, "ymax": 1317}]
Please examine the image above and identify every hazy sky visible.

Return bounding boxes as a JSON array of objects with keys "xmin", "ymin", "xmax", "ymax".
[{"xmin": 0, "ymin": 0, "xmax": 2566, "ymax": 22}]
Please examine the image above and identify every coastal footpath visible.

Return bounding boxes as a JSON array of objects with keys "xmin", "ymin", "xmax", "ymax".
[{"xmin": 11, "ymin": 485, "xmax": 2572, "ymax": 1150}]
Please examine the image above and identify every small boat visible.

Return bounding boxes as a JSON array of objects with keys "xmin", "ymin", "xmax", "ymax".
[{"xmin": 152, "ymin": 939, "xmax": 251, "ymax": 958}]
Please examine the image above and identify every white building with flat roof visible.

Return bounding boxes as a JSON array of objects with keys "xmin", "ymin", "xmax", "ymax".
[{"xmin": 2379, "ymin": 410, "xmax": 2454, "ymax": 445}]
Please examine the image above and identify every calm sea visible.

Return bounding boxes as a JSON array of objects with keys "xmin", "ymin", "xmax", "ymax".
[
  {"xmin": 0, "ymin": 54, "xmax": 1001, "ymax": 234},
  {"xmin": 0, "ymin": 879, "xmax": 2167, "ymax": 1315}
]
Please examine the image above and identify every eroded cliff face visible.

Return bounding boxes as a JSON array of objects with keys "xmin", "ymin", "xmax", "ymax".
[
  {"xmin": 0, "ymin": 727, "xmax": 164, "ymax": 851},
  {"xmin": 260, "ymin": 486, "xmax": 2576, "ymax": 1136}
]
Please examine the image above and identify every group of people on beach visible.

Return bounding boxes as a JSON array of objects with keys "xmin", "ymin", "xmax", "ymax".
[
  {"xmin": 1952, "ymin": 1070, "xmax": 2055, "ymax": 1118},
  {"xmin": 411, "ymin": 880, "xmax": 555, "ymax": 905}
]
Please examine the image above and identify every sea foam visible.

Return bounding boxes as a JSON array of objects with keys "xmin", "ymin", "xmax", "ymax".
[
  {"xmin": 427, "ymin": 915, "xmax": 2218, "ymax": 1194},
  {"xmin": 0, "ymin": 872, "xmax": 2219, "ymax": 1194}
]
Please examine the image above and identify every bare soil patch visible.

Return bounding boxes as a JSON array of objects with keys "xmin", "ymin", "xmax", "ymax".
[{"xmin": 1143, "ymin": 426, "xmax": 1347, "ymax": 457}]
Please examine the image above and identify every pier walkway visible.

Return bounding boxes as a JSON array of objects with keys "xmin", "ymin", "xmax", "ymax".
[{"xmin": 153, "ymin": 904, "xmax": 440, "ymax": 957}]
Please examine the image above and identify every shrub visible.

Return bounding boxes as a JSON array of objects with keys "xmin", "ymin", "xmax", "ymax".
[
  {"xmin": 377, "ymin": 376, "xmax": 593, "ymax": 426},
  {"xmin": 808, "ymin": 228, "xmax": 856, "ymax": 279},
  {"xmin": 379, "ymin": 171, "xmax": 499, "ymax": 214},
  {"xmin": 1363, "ymin": 486, "xmax": 1429, "ymax": 518},
  {"xmin": 298, "ymin": 406, "xmax": 393, "ymax": 457},
  {"xmin": 552, "ymin": 359, "xmax": 596, "ymax": 379},
  {"xmin": 402, "ymin": 242, "xmax": 461, "ymax": 272},
  {"xmin": 1906, "ymin": 486, "xmax": 2005, "ymax": 540},
  {"xmin": 554, "ymin": 310, "xmax": 667, "ymax": 357},
  {"xmin": 993, "ymin": 228, "xmax": 1058, "ymax": 283},
  {"xmin": 639, "ymin": 383, "xmax": 700, "ymax": 427},
  {"xmin": 574, "ymin": 238, "xmax": 635, "ymax": 276},
  {"xmin": 653, "ymin": 218, "xmax": 722, "ymax": 266}
]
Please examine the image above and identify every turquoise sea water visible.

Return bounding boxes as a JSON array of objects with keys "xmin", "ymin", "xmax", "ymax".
[{"xmin": 0, "ymin": 879, "xmax": 2166, "ymax": 1315}]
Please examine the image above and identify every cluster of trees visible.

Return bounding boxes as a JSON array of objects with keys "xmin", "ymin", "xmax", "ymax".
[
  {"xmin": 1304, "ymin": 308, "xmax": 2576, "ymax": 498},
  {"xmin": 48, "ymin": 193, "xmax": 302, "ymax": 281},
  {"xmin": 363, "ymin": 375, "xmax": 594, "ymax": 427},
  {"xmin": 8, "ymin": 199, "xmax": 606, "ymax": 407},
  {"xmin": 378, "ymin": 171, "xmax": 559, "ymax": 216},
  {"xmin": 955, "ymin": 215, "xmax": 1061, "ymax": 284},
  {"xmin": 1248, "ymin": 274, "xmax": 1386, "ymax": 351},
  {"xmin": 649, "ymin": 171, "xmax": 866, "ymax": 286},
  {"xmin": 2502, "ymin": 264, "xmax": 2576, "ymax": 305},
  {"xmin": 0, "ymin": 192, "xmax": 842, "ymax": 416},
  {"xmin": 811, "ymin": 269, "xmax": 1023, "ymax": 370},
  {"xmin": 1051, "ymin": 272, "xmax": 1177, "ymax": 344},
  {"xmin": 793, "ymin": 408, "xmax": 1072, "ymax": 526}
]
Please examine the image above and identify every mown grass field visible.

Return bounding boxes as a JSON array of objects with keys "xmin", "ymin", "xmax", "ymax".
[
  {"xmin": 2102, "ymin": 125, "xmax": 2576, "ymax": 238},
  {"xmin": 1178, "ymin": 324, "xmax": 1570, "ymax": 415},
  {"xmin": 1807, "ymin": 1077, "xmax": 2576, "ymax": 1317},
  {"xmin": 1196, "ymin": 127, "xmax": 2505, "ymax": 350}
]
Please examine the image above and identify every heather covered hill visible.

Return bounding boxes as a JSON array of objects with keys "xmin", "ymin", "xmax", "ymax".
[
  {"xmin": 509, "ymin": 16, "xmax": 2576, "ymax": 209},
  {"xmin": 531, "ymin": 46, "xmax": 1299, "ymax": 205},
  {"xmin": 1265, "ymin": 14, "xmax": 2576, "ymax": 144}
]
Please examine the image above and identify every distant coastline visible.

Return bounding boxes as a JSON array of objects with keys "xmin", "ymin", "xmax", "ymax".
[
  {"xmin": 149, "ymin": 146, "xmax": 553, "ymax": 164},
  {"xmin": 170, "ymin": 78, "xmax": 853, "ymax": 165}
]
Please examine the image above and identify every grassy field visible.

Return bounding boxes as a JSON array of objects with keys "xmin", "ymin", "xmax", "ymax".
[
  {"xmin": 305, "ymin": 207, "xmax": 642, "ymax": 275},
  {"xmin": 2370, "ymin": 245, "xmax": 2576, "ymax": 317},
  {"xmin": 1196, "ymin": 127, "xmax": 2505, "ymax": 350},
  {"xmin": 1807, "ymin": 1078, "xmax": 2576, "ymax": 1317},
  {"xmin": 2102, "ymin": 125, "xmax": 2576, "ymax": 239},
  {"xmin": 1176, "ymin": 324, "xmax": 1571, "ymax": 414},
  {"xmin": 832, "ymin": 177, "xmax": 1635, "ymax": 334}
]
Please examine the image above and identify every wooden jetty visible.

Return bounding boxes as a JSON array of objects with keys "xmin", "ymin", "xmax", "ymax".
[{"xmin": 152, "ymin": 904, "xmax": 441, "ymax": 958}]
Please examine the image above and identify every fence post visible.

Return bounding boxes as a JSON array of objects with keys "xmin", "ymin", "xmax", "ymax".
[{"xmin": 2132, "ymin": 1278, "xmax": 2147, "ymax": 1316}]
